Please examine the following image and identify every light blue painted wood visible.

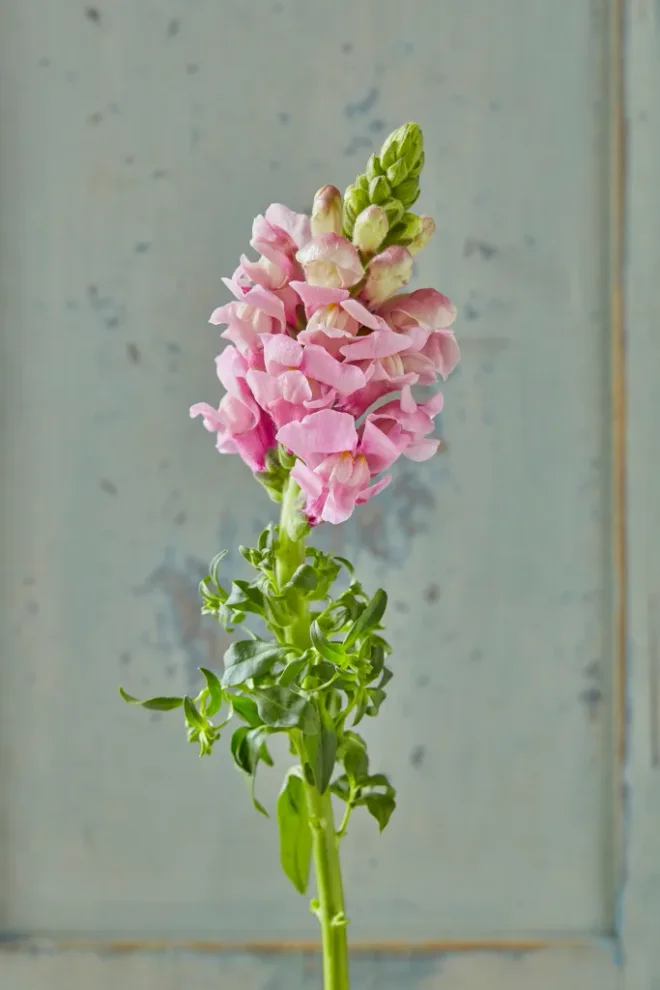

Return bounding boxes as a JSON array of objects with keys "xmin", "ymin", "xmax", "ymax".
[{"xmin": 0, "ymin": 0, "xmax": 648, "ymax": 986}]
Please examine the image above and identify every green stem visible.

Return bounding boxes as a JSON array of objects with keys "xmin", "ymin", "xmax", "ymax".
[{"xmin": 277, "ymin": 477, "xmax": 350, "ymax": 990}]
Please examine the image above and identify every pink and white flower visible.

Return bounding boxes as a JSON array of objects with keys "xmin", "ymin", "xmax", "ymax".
[
  {"xmin": 296, "ymin": 234, "xmax": 364, "ymax": 289},
  {"xmin": 277, "ymin": 409, "xmax": 400, "ymax": 524}
]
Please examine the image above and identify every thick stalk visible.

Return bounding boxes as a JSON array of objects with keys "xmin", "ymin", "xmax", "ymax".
[{"xmin": 277, "ymin": 478, "xmax": 350, "ymax": 990}]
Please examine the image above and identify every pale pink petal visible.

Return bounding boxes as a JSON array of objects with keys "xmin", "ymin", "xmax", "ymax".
[
  {"xmin": 291, "ymin": 460, "xmax": 324, "ymax": 499},
  {"xmin": 359, "ymin": 420, "xmax": 401, "ymax": 472},
  {"xmin": 243, "ymin": 285, "xmax": 286, "ymax": 326},
  {"xmin": 209, "ymin": 302, "xmax": 236, "ymax": 326},
  {"xmin": 301, "ymin": 344, "xmax": 366, "ymax": 396},
  {"xmin": 340, "ymin": 329, "xmax": 414, "ymax": 361},
  {"xmin": 239, "ymin": 253, "xmax": 289, "ymax": 290},
  {"xmin": 263, "ymin": 334, "xmax": 302, "ymax": 373},
  {"xmin": 221, "ymin": 275, "xmax": 248, "ymax": 300},
  {"xmin": 279, "ymin": 370, "xmax": 313, "ymax": 404},
  {"xmin": 379, "ymin": 288, "xmax": 457, "ymax": 330},
  {"xmin": 361, "ymin": 246, "xmax": 413, "ymax": 306},
  {"xmin": 221, "ymin": 322, "xmax": 260, "ymax": 356},
  {"xmin": 289, "ymin": 281, "xmax": 349, "ymax": 312},
  {"xmin": 340, "ymin": 298, "xmax": 381, "ymax": 330},
  {"xmin": 190, "ymin": 402, "xmax": 223, "ymax": 432},
  {"xmin": 265, "ymin": 204, "xmax": 311, "ymax": 249},
  {"xmin": 400, "ymin": 384, "xmax": 417, "ymax": 414},
  {"xmin": 245, "ymin": 368, "xmax": 280, "ymax": 408},
  {"xmin": 421, "ymin": 391, "xmax": 445, "ymax": 417},
  {"xmin": 215, "ymin": 346, "xmax": 248, "ymax": 392},
  {"xmin": 322, "ymin": 484, "xmax": 359, "ymax": 525},
  {"xmin": 276, "ymin": 409, "xmax": 358, "ymax": 457},
  {"xmin": 297, "ymin": 234, "xmax": 364, "ymax": 289},
  {"xmin": 424, "ymin": 331, "xmax": 461, "ymax": 380},
  {"xmin": 357, "ymin": 474, "xmax": 392, "ymax": 504},
  {"xmin": 404, "ymin": 438, "xmax": 440, "ymax": 461}
]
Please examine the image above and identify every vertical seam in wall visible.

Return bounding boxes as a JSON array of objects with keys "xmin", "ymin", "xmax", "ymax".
[{"xmin": 611, "ymin": 0, "xmax": 629, "ymax": 965}]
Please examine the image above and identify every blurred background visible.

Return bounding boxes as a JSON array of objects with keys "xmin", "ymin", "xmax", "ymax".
[{"xmin": 1, "ymin": 1, "xmax": 658, "ymax": 988}]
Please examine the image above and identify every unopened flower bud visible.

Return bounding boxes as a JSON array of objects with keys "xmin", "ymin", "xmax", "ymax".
[
  {"xmin": 352, "ymin": 205, "xmax": 389, "ymax": 255},
  {"xmin": 343, "ymin": 182, "xmax": 370, "ymax": 222},
  {"xmin": 408, "ymin": 150, "xmax": 425, "ymax": 178},
  {"xmin": 382, "ymin": 198, "xmax": 405, "ymax": 226},
  {"xmin": 362, "ymin": 245, "xmax": 414, "ymax": 306},
  {"xmin": 391, "ymin": 177, "xmax": 420, "ymax": 209},
  {"xmin": 365, "ymin": 154, "xmax": 384, "ymax": 181},
  {"xmin": 368, "ymin": 175, "xmax": 391, "ymax": 205},
  {"xmin": 379, "ymin": 122, "xmax": 424, "ymax": 173},
  {"xmin": 408, "ymin": 216, "xmax": 436, "ymax": 255},
  {"xmin": 311, "ymin": 184, "xmax": 343, "ymax": 236},
  {"xmin": 393, "ymin": 212, "xmax": 424, "ymax": 245},
  {"xmin": 386, "ymin": 158, "xmax": 411, "ymax": 187}
]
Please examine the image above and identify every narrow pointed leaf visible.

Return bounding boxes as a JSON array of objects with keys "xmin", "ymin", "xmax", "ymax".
[
  {"xmin": 221, "ymin": 640, "xmax": 290, "ymax": 688},
  {"xmin": 199, "ymin": 668, "xmax": 223, "ymax": 716},
  {"xmin": 277, "ymin": 770, "xmax": 312, "ymax": 894},
  {"xmin": 343, "ymin": 589, "xmax": 388, "ymax": 649},
  {"xmin": 119, "ymin": 687, "xmax": 183, "ymax": 711}
]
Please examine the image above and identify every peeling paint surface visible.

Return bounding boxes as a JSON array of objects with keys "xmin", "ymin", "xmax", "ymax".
[{"xmin": 0, "ymin": 0, "xmax": 646, "ymax": 985}]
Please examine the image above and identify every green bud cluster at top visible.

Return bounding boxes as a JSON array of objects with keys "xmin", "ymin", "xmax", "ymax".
[{"xmin": 342, "ymin": 122, "xmax": 426, "ymax": 250}]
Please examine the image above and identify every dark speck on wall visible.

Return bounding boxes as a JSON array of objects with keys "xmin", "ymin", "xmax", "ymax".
[
  {"xmin": 416, "ymin": 674, "xmax": 430, "ymax": 688},
  {"xmin": 38, "ymin": 57, "xmax": 50, "ymax": 68},
  {"xmin": 424, "ymin": 583, "xmax": 440, "ymax": 604},
  {"xmin": 167, "ymin": 342, "xmax": 181, "ymax": 354},
  {"xmin": 470, "ymin": 648, "xmax": 483, "ymax": 663},
  {"xmin": 394, "ymin": 601, "xmax": 410, "ymax": 614},
  {"xmin": 85, "ymin": 7, "xmax": 101, "ymax": 23},
  {"xmin": 344, "ymin": 135, "xmax": 372, "ymax": 157},
  {"xmin": 272, "ymin": 0, "xmax": 284, "ymax": 10},
  {"xmin": 120, "ymin": 651, "xmax": 131, "ymax": 665},
  {"xmin": 368, "ymin": 118, "xmax": 386, "ymax": 133},
  {"xmin": 489, "ymin": 100, "xmax": 500, "ymax": 111},
  {"xmin": 345, "ymin": 87, "xmax": 380, "ymax": 118},
  {"xmin": 167, "ymin": 18, "xmax": 180, "ymax": 37},
  {"xmin": 342, "ymin": 42, "xmax": 353, "ymax": 54},
  {"xmin": 152, "ymin": 169, "xmax": 168, "ymax": 180},
  {"xmin": 105, "ymin": 316, "xmax": 119, "ymax": 328},
  {"xmin": 410, "ymin": 745, "xmax": 426, "ymax": 768},
  {"xmin": 524, "ymin": 234, "xmax": 536, "ymax": 247},
  {"xmin": 100, "ymin": 478, "xmax": 118, "ymax": 496},
  {"xmin": 464, "ymin": 302, "xmax": 480, "ymax": 321},
  {"xmin": 278, "ymin": 111, "xmax": 291, "ymax": 125},
  {"xmin": 87, "ymin": 111, "xmax": 103, "ymax": 126},
  {"xmin": 174, "ymin": 510, "xmax": 187, "ymax": 526},
  {"xmin": 463, "ymin": 238, "xmax": 498, "ymax": 260},
  {"xmin": 135, "ymin": 242, "xmax": 150, "ymax": 253},
  {"xmin": 579, "ymin": 686, "xmax": 603, "ymax": 719},
  {"xmin": 186, "ymin": 63, "xmax": 199, "ymax": 75},
  {"xmin": 26, "ymin": 600, "xmax": 40, "ymax": 615},
  {"xmin": 126, "ymin": 342, "xmax": 141, "ymax": 364}
]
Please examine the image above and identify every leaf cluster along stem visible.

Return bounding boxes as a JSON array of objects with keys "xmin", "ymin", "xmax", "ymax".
[
  {"xmin": 278, "ymin": 479, "xmax": 350, "ymax": 990},
  {"xmin": 120, "ymin": 478, "xmax": 396, "ymax": 990}
]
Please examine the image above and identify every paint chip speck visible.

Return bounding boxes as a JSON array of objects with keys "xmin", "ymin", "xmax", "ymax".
[
  {"xmin": 85, "ymin": 7, "xmax": 101, "ymax": 23},
  {"xmin": 127, "ymin": 342, "xmax": 141, "ymax": 364},
  {"xmin": 167, "ymin": 18, "xmax": 180, "ymax": 37},
  {"xmin": 100, "ymin": 478, "xmax": 118, "ymax": 496}
]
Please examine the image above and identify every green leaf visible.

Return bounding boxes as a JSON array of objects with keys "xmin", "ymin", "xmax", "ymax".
[
  {"xmin": 119, "ymin": 687, "xmax": 183, "ymax": 711},
  {"xmin": 225, "ymin": 581, "xmax": 266, "ymax": 615},
  {"xmin": 314, "ymin": 717, "xmax": 337, "ymax": 795},
  {"xmin": 330, "ymin": 774, "xmax": 351, "ymax": 802},
  {"xmin": 221, "ymin": 640, "xmax": 290, "ymax": 688},
  {"xmin": 230, "ymin": 726, "xmax": 273, "ymax": 817},
  {"xmin": 365, "ymin": 792, "xmax": 396, "ymax": 832},
  {"xmin": 286, "ymin": 564, "xmax": 318, "ymax": 592},
  {"xmin": 277, "ymin": 769, "xmax": 312, "ymax": 894},
  {"xmin": 343, "ymin": 589, "xmax": 388, "ymax": 649},
  {"xmin": 278, "ymin": 654, "xmax": 310, "ymax": 688},
  {"xmin": 199, "ymin": 668, "xmax": 223, "ymax": 716},
  {"xmin": 333, "ymin": 555, "xmax": 355, "ymax": 576},
  {"xmin": 253, "ymin": 686, "xmax": 319, "ymax": 733},
  {"xmin": 183, "ymin": 696, "xmax": 206, "ymax": 731},
  {"xmin": 230, "ymin": 695, "xmax": 263, "ymax": 727},
  {"xmin": 310, "ymin": 621, "xmax": 346, "ymax": 665},
  {"xmin": 366, "ymin": 687, "xmax": 387, "ymax": 716},
  {"xmin": 342, "ymin": 732, "xmax": 369, "ymax": 782}
]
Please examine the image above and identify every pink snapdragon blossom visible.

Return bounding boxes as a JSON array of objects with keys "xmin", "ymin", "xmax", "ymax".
[
  {"xmin": 189, "ymin": 347, "xmax": 276, "ymax": 471},
  {"xmin": 277, "ymin": 409, "xmax": 400, "ymax": 524},
  {"xmin": 368, "ymin": 386, "xmax": 444, "ymax": 461},
  {"xmin": 296, "ymin": 234, "xmax": 364, "ymax": 289},
  {"xmin": 192, "ymin": 185, "xmax": 459, "ymax": 525},
  {"xmin": 361, "ymin": 246, "xmax": 413, "ymax": 306}
]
